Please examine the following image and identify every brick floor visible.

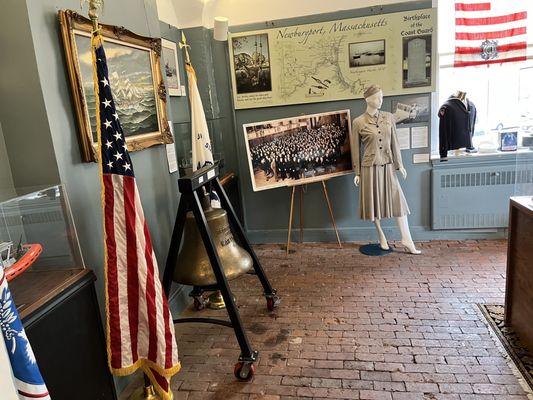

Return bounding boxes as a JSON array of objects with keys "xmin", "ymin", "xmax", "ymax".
[{"xmin": 121, "ymin": 240, "xmax": 532, "ymax": 400}]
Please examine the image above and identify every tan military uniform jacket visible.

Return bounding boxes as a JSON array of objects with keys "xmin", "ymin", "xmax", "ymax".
[{"xmin": 351, "ymin": 111, "xmax": 403, "ymax": 176}]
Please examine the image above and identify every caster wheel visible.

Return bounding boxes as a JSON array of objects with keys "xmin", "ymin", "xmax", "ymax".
[
  {"xmin": 193, "ymin": 296, "xmax": 207, "ymax": 311},
  {"xmin": 266, "ymin": 295, "xmax": 280, "ymax": 311},
  {"xmin": 234, "ymin": 361, "xmax": 255, "ymax": 381}
]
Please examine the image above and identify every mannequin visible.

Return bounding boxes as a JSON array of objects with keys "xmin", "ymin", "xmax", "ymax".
[
  {"xmin": 452, "ymin": 91, "xmax": 476, "ymax": 154},
  {"xmin": 352, "ymin": 84, "xmax": 421, "ymax": 254},
  {"xmin": 439, "ymin": 91, "xmax": 477, "ymax": 158}
]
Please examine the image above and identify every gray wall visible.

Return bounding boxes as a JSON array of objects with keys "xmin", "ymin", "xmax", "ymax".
[
  {"xmin": 206, "ymin": 1, "xmax": 511, "ymax": 242},
  {"xmin": 210, "ymin": 1, "xmax": 437, "ymax": 243},
  {"xmin": 0, "ymin": 1, "xmax": 61, "ymax": 189},
  {"xmin": 0, "ymin": 123, "xmax": 16, "ymax": 202},
  {"xmin": 180, "ymin": 27, "xmax": 241, "ymax": 175}
]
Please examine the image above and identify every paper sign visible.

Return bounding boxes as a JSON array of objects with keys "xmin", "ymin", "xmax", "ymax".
[
  {"xmin": 411, "ymin": 126, "xmax": 429, "ymax": 148},
  {"xmin": 166, "ymin": 122, "xmax": 178, "ymax": 174},
  {"xmin": 413, "ymin": 153, "xmax": 430, "ymax": 164},
  {"xmin": 397, "ymin": 127, "xmax": 411, "ymax": 150}
]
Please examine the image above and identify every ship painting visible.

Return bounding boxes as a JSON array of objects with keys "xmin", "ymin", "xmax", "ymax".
[
  {"xmin": 74, "ymin": 33, "xmax": 159, "ymax": 142},
  {"xmin": 161, "ymin": 44, "xmax": 180, "ymax": 92}
]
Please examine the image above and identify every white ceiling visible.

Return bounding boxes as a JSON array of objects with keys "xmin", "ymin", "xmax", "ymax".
[{"xmin": 158, "ymin": 0, "xmax": 425, "ymax": 29}]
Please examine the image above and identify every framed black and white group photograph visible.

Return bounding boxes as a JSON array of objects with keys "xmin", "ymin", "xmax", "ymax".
[
  {"xmin": 348, "ymin": 40, "xmax": 386, "ymax": 68},
  {"xmin": 243, "ymin": 110, "xmax": 353, "ymax": 192},
  {"xmin": 402, "ymin": 34, "xmax": 432, "ymax": 88},
  {"xmin": 232, "ymin": 33, "xmax": 272, "ymax": 94},
  {"xmin": 392, "ymin": 94, "xmax": 430, "ymax": 125}
]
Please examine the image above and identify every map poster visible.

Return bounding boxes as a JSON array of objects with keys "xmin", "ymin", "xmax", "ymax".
[{"xmin": 229, "ymin": 8, "xmax": 436, "ymax": 110}]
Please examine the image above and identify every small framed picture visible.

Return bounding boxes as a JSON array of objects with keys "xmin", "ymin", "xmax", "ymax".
[
  {"xmin": 161, "ymin": 39, "xmax": 181, "ymax": 96},
  {"xmin": 348, "ymin": 39, "xmax": 386, "ymax": 68},
  {"xmin": 499, "ymin": 131, "xmax": 518, "ymax": 151}
]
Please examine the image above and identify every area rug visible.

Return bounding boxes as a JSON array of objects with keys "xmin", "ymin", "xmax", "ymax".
[{"xmin": 478, "ymin": 304, "xmax": 533, "ymax": 392}]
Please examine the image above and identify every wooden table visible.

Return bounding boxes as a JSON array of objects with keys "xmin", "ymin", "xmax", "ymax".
[{"xmin": 504, "ymin": 196, "xmax": 533, "ymax": 351}]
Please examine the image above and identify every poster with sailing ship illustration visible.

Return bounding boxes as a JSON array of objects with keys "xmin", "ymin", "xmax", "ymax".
[{"xmin": 228, "ymin": 8, "xmax": 436, "ymax": 109}]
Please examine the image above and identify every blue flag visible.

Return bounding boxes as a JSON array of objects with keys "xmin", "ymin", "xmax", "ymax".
[{"xmin": 0, "ymin": 267, "xmax": 50, "ymax": 399}]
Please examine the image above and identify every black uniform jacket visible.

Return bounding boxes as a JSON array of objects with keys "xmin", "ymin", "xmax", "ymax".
[{"xmin": 438, "ymin": 97, "xmax": 477, "ymax": 158}]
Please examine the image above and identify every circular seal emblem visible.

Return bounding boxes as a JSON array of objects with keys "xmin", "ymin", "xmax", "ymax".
[{"xmin": 480, "ymin": 39, "xmax": 499, "ymax": 61}]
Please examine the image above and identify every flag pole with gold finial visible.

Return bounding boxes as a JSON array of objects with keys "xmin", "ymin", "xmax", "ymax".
[
  {"xmin": 179, "ymin": 32, "xmax": 191, "ymax": 65},
  {"xmin": 87, "ymin": 3, "xmax": 164, "ymax": 399}
]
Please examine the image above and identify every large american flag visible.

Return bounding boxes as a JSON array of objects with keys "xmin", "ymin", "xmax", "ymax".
[
  {"xmin": 455, "ymin": 0, "xmax": 528, "ymax": 67},
  {"xmin": 91, "ymin": 32, "xmax": 180, "ymax": 399}
]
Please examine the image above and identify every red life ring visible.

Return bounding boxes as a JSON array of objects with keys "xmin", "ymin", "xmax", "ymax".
[{"xmin": 5, "ymin": 244, "xmax": 43, "ymax": 282}]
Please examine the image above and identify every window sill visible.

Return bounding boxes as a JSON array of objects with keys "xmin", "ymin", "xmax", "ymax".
[{"xmin": 431, "ymin": 148, "xmax": 533, "ymax": 167}]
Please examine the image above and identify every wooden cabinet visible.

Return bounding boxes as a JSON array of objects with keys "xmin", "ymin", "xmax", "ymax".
[
  {"xmin": 505, "ymin": 196, "xmax": 533, "ymax": 351},
  {"xmin": 10, "ymin": 269, "xmax": 117, "ymax": 400}
]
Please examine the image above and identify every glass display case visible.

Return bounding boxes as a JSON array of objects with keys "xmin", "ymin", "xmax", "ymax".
[
  {"xmin": 173, "ymin": 118, "xmax": 227, "ymax": 176},
  {"xmin": 513, "ymin": 152, "xmax": 533, "ymax": 200},
  {"xmin": 0, "ymin": 185, "xmax": 85, "ymax": 315}
]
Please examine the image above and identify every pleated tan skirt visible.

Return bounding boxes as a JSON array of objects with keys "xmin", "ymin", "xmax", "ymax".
[{"xmin": 359, "ymin": 164, "xmax": 410, "ymax": 221}]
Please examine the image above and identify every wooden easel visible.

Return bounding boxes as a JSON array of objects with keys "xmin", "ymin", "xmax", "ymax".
[{"xmin": 286, "ymin": 179, "xmax": 342, "ymax": 255}]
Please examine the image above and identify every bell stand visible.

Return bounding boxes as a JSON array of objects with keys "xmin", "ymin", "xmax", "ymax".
[
  {"xmin": 286, "ymin": 178, "xmax": 342, "ymax": 255},
  {"xmin": 162, "ymin": 163, "xmax": 280, "ymax": 381}
]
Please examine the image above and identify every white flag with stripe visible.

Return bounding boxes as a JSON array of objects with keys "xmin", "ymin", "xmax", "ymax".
[
  {"xmin": 187, "ymin": 63, "xmax": 214, "ymax": 171},
  {"xmin": 185, "ymin": 62, "xmax": 220, "ymax": 207}
]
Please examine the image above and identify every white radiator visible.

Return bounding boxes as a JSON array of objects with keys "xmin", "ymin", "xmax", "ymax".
[{"xmin": 431, "ymin": 164, "xmax": 533, "ymax": 229}]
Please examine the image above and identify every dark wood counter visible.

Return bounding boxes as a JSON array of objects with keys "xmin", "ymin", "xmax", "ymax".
[
  {"xmin": 9, "ymin": 268, "xmax": 117, "ymax": 400},
  {"xmin": 10, "ymin": 268, "xmax": 87, "ymax": 318},
  {"xmin": 505, "ymin": 196, "xmax": 533, "ymax": 351}
]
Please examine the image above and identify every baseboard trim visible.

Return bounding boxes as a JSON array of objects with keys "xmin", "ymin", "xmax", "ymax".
[{"xmin": 246, "ymin": 226, "xmax": 507, "ymax": 244}]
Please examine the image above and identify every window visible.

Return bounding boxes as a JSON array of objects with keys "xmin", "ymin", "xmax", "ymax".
[{"xmin": 436, "ymin": 0, "xmax": 533, "ymax": 156}]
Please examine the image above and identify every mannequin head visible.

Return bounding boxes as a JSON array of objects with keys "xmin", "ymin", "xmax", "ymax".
[
  {"xmin": 366, "ymin": 90, "xmax": 383, "ymax": 110},
  {"xmin": 364, "ymin": 84, "xmax": 383, "ymax": 113},
  {"xmin": 453, "ymin": 90, "xmax": 467, "ymax": 101}
]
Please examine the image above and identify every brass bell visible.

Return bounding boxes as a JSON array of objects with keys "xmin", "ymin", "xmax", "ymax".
[{"xmin": 173, "ymin": 203, "xmax": 253, "ymax": 287}]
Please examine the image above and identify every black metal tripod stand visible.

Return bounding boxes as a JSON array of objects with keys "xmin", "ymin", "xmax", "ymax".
[{"xmin": 162, "ymin": 164, "xmax": 280, "ymax": 380}]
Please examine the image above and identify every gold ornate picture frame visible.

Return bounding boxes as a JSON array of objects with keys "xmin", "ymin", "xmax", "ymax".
[{"xmin": 59, "ymin": 10, "xmax": 173, "ymax": 162}]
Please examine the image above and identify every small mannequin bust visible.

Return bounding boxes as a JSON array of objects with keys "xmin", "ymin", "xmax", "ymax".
[{"xmin": 352, "ymin": 85, "xmax": 421, "ymax": 254}]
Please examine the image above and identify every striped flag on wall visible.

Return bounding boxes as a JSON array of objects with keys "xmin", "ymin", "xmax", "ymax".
[{"xmin": 455, "ymin": 0, "xmax": 528, "ymax": 67}]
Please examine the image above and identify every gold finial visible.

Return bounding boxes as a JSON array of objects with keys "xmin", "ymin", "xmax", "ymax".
[
  {"xmin": 84, "ymin": 0, "xmax": 104, "ymax": 31},
  {"xmin": 179, "ymin": 32, "xmax": 191, "ymax": 64}
]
